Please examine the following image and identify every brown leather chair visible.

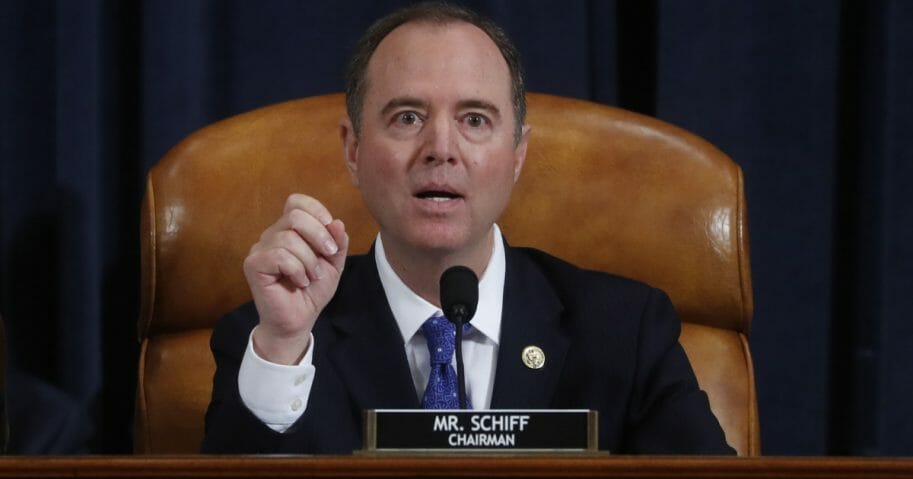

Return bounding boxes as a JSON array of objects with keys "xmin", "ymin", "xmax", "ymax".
[{"xmin": 135, "ymin": 93, "xmax": 759, "ymax": 455}]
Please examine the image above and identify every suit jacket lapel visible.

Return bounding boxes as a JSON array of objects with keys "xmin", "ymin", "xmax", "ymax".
[
  {"xmin": 490, "ymin": 246, "xmax": 569, "ymax": 409},
  {"xmin": 322, "ymin": 245, "xmax": 569, "ymax": 411},
  {"xmin": 325, "ymin": 253, "xmax": 420, "ymax": 410}
]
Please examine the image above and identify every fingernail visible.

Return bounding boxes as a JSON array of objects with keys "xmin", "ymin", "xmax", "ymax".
[
  {"xmin": 313, "ymin": 264, "xmax": 323, "ymax": 279},
  {"xmin": 324, "ymin": 240, "xmax": 338, "ymax": 255}
]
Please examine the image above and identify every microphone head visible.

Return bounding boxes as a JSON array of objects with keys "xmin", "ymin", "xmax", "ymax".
[{"xmin": 440, "ymin": 265, "xmax": 479, "ymax": 325}]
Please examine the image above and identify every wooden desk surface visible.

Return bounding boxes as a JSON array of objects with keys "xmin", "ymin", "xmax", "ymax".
[{"xmin": 1, "ymin": 455, "xmax": 913, "ymax": 479}]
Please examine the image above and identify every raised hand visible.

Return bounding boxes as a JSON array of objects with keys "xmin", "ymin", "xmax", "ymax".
[{"xmin": 242, "ymin": 194, "xmax": 349, "ymax": 364}]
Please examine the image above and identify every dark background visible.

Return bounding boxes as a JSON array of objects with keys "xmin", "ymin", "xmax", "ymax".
[{"xmin": 1, "ymin": 0, "xmax": 911, "ymax": 455}]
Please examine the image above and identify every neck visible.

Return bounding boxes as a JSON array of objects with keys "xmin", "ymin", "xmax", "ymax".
[{"xmin": 381, "ymin": 229, "xmax": 494, "ymax": 306}]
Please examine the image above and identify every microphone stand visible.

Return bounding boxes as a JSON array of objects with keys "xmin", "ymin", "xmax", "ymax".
[{"xmin": 452, "ymin": 304, "xmax": 468, "ymax": 410}]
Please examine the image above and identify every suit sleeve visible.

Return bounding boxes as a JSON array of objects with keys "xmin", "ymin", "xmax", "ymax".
[
  {"xmin": 200, "ymin": 303, "xmax": 360, "ymax": 454},
  {"xmin": 201, "ymin": 304, "xmax": 288, "ymax": 453},
  {"xmin": 623, "ymin": 288, "xmax": 736, "ymax": 455}
]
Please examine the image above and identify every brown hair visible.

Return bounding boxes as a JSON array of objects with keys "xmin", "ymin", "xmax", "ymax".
[{"xmin": 344, "ymin": 1, "xmax": 526, "ymax": 143}]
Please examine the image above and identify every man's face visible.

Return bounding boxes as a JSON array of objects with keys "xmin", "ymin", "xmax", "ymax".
[{"xmin": 343, "ymin": 21, "xmax": 529, "ymax": 261}]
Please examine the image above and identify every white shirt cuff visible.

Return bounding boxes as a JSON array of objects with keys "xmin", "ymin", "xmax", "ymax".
[{"xmin": 238, "ymin": 327, "xmax": 315, "ymax": 433}]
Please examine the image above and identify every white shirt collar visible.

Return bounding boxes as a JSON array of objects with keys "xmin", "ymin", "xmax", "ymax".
[{"xmin": 375, "ymin": 225, "xmax": 505, "ymax": 346}]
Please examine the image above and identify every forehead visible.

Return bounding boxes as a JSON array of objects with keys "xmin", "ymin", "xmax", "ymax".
[{"xmin": 364, "ymin": 21, "xmax": 512, "ymax": 108}]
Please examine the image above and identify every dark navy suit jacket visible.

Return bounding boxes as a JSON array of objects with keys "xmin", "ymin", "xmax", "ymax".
[{"xmin": 202, "ymin": 245, "xmax": 734, "ymax": 455}]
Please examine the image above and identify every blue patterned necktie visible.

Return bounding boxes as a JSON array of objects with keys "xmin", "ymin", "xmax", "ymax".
[{"xmin": 421, "ymin": 313, "xmax": 473, "ymax": 409}]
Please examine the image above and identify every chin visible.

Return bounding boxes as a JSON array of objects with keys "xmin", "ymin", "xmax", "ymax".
[{"xmin": 402, "ymin": 225, "xmax": 474, "ymax": 255}]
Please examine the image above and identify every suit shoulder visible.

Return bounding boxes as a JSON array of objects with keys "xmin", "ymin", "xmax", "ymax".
[
  {"xmin": 515, "ymin": 246, "xmax": 662, "ymax": 300},
  {"xmin": 510, "ymin": 246, "xmax": 678, "ymax": 331}
]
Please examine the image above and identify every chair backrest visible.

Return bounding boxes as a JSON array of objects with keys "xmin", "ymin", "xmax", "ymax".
[{"xmin": 135, "ymin": 92, "xmax": 758, "ymax": 455}]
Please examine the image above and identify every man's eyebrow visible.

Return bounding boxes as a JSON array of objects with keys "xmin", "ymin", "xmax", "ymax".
[
  {"xmin": 380, "ymin": 97, "xmax": 502, "ymax": 119},
  {"xmin": 380, "ymin": 96, "xmax": 428, "ymax": 116},
  {"xmin": 457, "ymin": 99, "xmax": 501, "ymax": 118}
]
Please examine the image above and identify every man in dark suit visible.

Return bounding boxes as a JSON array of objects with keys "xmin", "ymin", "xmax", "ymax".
[{"xmin": 202, "ymin": 2, "xmax": 733, "ymax": 455}]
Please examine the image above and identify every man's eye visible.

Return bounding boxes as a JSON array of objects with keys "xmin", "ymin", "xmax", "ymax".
[
  {"xmin": 465, "ymin": 114, "xmax": 487, "ymax": 128},
  {"xmin": 397, "ymin": 111, "xmax": 420, "ymax": 125}
]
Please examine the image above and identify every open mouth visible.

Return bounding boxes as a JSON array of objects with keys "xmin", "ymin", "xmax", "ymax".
[{"xmin": 415, "ymin": 190, "xmax": 462, "ymax": 202}]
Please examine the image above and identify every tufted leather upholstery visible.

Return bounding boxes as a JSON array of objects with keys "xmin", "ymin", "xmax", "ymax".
[{"xmin": 135, "ymin": 92, "xmax": 759, "ymax": 455}]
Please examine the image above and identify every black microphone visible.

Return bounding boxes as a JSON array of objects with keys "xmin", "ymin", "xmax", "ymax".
[{"xmin": 440, "ymin": 265, "xmax": 478, "ymax": 410}]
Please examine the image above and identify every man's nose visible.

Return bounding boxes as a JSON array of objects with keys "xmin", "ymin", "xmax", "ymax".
[{"xmin": 420, "ymin": 115, "xmax": 457, "ymax": 164}]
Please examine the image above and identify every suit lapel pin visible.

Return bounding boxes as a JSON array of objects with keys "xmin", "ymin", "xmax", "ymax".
[{"xmin": 521, "ymin": 345, "xmax": 545, "ymax": 369}]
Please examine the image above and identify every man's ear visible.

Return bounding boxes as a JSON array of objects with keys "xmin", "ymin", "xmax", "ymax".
[
  {"xmin": 512, "ymin": 124, "xmax": 531, "ymax": 182},
  {"xmin": 340, "ymin": 117, "xmax": 359, "ymax": 186}
]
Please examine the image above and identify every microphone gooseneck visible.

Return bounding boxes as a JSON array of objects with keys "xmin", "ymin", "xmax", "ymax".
[{"xmin": 439, "ymin": 266, "xmax": 479, "ymax": 410}]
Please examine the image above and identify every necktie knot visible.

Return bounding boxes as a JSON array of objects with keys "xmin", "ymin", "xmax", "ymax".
[
  {"xmin": 422, "ymin": 314, "xmax": 472, "ymax": 364},
  {"xmin": 421, "ymin": 313, "xmax": 473, "ymax": 409},
  {"xmin": 422, "ymin": 314, "xmax": 455, "ymax": 365}
]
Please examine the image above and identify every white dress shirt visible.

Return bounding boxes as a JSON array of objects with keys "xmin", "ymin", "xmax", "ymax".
[{"xmin": 238, "ymin": 226, "xmax": 506, "ymax": 432}]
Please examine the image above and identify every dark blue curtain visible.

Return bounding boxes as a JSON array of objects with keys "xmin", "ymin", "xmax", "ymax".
[{"xmin": 1, "ymin": 0, "xmax": 910, "ymax": 455}]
